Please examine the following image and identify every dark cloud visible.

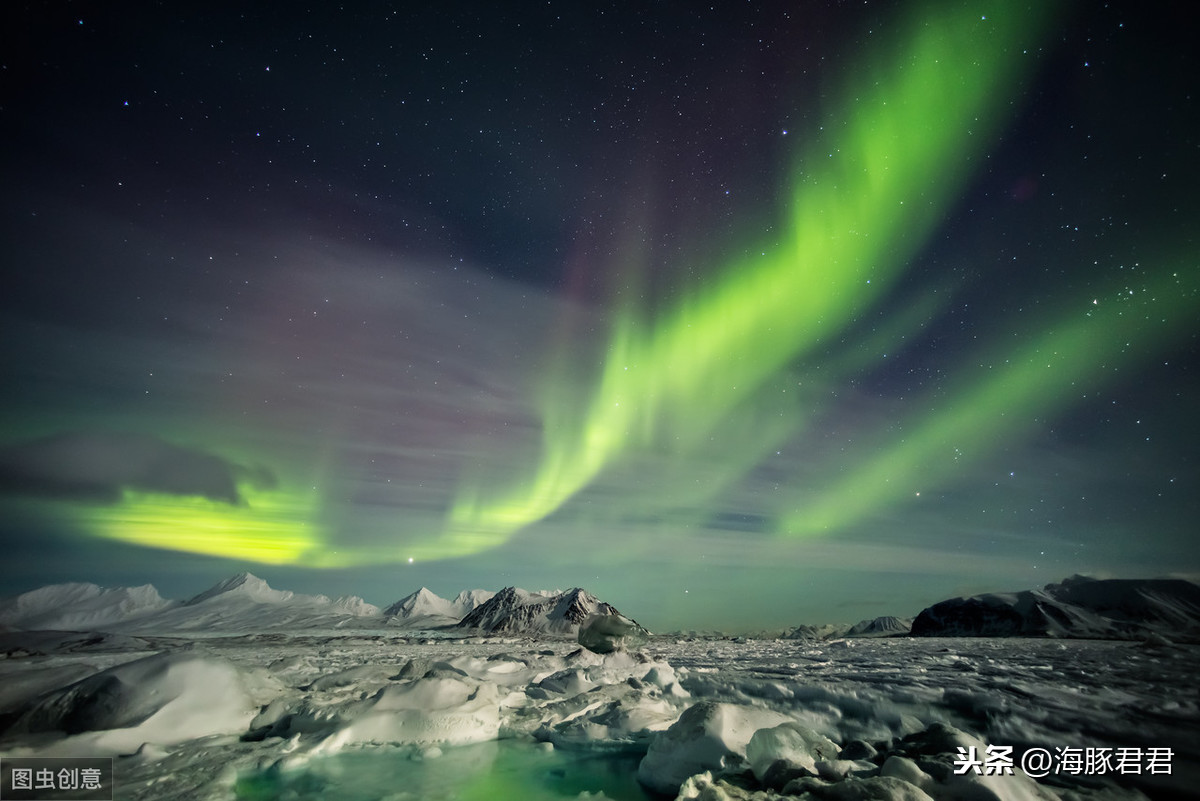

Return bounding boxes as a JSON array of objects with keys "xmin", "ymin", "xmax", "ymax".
[{"xmin": 0, "ymin": 431, "xmax": 275, "ymax": 505}]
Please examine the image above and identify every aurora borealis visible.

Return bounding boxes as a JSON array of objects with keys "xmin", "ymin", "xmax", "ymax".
[{"xmin": 1, "ymin": 1, "xmax": 1196, "ymax": 630}]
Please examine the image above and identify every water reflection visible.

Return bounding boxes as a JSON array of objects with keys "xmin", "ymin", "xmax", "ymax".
[{"xmin": 236, "ymin": 738, "xmax": 657, "ymax": 800}]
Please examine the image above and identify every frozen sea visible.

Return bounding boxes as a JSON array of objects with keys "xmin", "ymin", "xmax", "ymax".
[{"xmin": 1, "ymin": 629, "xmax": 1196, "ymax": 800}]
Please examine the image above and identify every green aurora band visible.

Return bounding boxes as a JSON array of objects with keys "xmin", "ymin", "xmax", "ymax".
[
  {"xmin": 442, "ymin": 2, "xmax": 1076, "ymax": 549},
  {"xmin": 67, "ymin": 1, "xmax": 1199, "ymax": 566},
  {"xmin": 781, "ymin": 263, "xmax": 1198, "ymax": 535}
]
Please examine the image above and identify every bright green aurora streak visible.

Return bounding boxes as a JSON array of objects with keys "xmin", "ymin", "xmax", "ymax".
[
  {"xmin": 75, "ymin": 1, "xmax": 1199, "ymax": 566},
  {"xmin": 442, "ymin": 2, "xmax": 1078, "ymax": 551}
]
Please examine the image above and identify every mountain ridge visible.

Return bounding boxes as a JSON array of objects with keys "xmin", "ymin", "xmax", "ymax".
[
  {"xmin": 5, "ymin": 572, "xmax": 1196, "ymax": 640},
  {"xmin": 0, "ymin": 582, "xmax": 175, "ymax": 631},
  {"xmin": 911, "ymin": 574, "xmax": 1200, "ymax": 640},
  {"xmin": 0, "ymin": 574, "xmax": 621, "ymax": 636},
  {"xmin": 382, "ymin": 586, "xmax": 495, "ymax": 621},
  {"xmin": 457, "ymin": 586, "xmax": 625, "ymax": 634}
]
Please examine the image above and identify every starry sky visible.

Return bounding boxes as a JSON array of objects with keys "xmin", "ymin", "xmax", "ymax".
[{"xmin": 1, "ymin": 1, "xmax": 1196, "ymax": 632}]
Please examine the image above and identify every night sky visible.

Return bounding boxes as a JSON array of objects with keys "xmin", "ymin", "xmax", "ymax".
[{"xmin": 1, "ymin": 1, "xmax": 1196, "ymax": 632}]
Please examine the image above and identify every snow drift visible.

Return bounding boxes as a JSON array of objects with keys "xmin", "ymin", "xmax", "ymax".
[{"xmin": 3, "ymin": 651, "xmax": 254, "ymax": 756}]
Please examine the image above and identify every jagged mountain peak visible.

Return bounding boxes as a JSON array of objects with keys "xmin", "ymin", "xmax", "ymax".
[
  {"xmin": 0, "ymin": 576, "xmax": 633, "ymax": 637},
  {"xmin": 403, "ymin": 586, "xmax": 443, "ymax": 605},
  {"xmin": 457, "ymin": 586, "xmax": 623, "ymax": 634}
]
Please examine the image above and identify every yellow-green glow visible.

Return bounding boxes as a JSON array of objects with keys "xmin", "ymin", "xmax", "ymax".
[
  {"xmin": 72, "ymin": 1, "xmax": 1190, "ymax": 569},
  {"xmin": 79, "ymin": 470, "xmax": 556, "ymax": 567},
  {"xmin": 444, "ymin": 1, "xmax": 1061, "ymax": 549},
  {"xmin": 87, "ymin": 484, "xmax": 324, "ymax": 565},
  {"xmin": 784, "ymin": 266, "xmax": 1200, "ymax": 534}
]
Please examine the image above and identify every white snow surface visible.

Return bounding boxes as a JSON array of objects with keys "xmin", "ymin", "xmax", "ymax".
[
  {"xmin": 0, "ymin": 628, "xmax": 1195, "ymax": 800},
  {"xmin": 637, "ymin": 701, "xmax": 792, "ymax": 793},
  {"xmin": 1, "ymin": 574, "xmax": 1196, "ymax": 799},
  {"xmin": 4, "ymin": 650, "xmax": 256, "ymax": 757}
]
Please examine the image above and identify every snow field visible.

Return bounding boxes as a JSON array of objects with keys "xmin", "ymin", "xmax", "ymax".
[{"xmin": 1, "ymin": 632, "xmax": 1196, "ymax": 800}]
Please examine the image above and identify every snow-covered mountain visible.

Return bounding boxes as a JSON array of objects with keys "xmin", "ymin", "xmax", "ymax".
[
  {"xmin": 783, "ymin": 616, "xmax": 913, "ymax": 641},
  {"xmin": 457, "ymin": 586, "xmax": 625, "ymax": 634},
  {"xmin": 782, "ymin": 623, "xmax": 847, "ymax": 641},
  {"xmin": 329, "ymin": 595, "xmax": 381, "ymax": 617},
  {"xmin": 182, "ymin": 571, "xmax": 296, "ymax": 606},
  {"xmin": 122, "ymin": 572, "xmax": 382, "ymax": 632},
  {"xmin": 450, "ymin": 588, "xmax": 496, "ymax": 615},
  {"xmin": 384, "ymin": 587, "xmax": 460, "ymax": 621},
  {"xmin": 0, "ymin": 582, "xmax": 177, "ymax": 631},
  {"xmin": 846, "ymin": 616, "xmax": 913, "ymax": 637},
  {"xmin": 0, "ymin": 573, "xmax": 381, "ymax": 634},
  {"xmin": 0, "ymin": 575, "xmax": 624, "ymax": 636},
  {"xmin": 911, "ymin": 574, "xmax": 1200, "ymax": 641},
  {"xmin": 382, "ymin": 586, "xmax": 497, "ymax": 623}
]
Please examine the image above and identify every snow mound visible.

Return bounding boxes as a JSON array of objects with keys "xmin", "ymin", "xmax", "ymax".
[
  {"xmin": 578, "ymin": 613, "xmax": 650, "ymax": 654},
  {"xmin": 532, "ymin": 659, "xmax": 684, "ymax": 751},
  {"xmin": 679, "ymin": 771, "xmax": 936, "ymax": 800},
  {"xmin": 318, "ymin": 674, "xmax": 502, "ymax": 750},
  {"xmin": 5, "ymin": 651, "xmax": 253, "ymax": 755},
  {"xmin": 746, "ymin": 721, "xmax": 840, "ymax": 783},
  {"xmin": 676, "ymin": 721, "xmax": 1067, "ymax": 801},
  {"xmin": 636, "ymin": 701, "xmax": 792, "ymax": 794},
  {"xmin": 912, "ymin": 574, "xmax": 1200, "ymax": 640},
  {"xmin": 881, "ymin": 722, "xmax": 1060, "ymax": 801}
]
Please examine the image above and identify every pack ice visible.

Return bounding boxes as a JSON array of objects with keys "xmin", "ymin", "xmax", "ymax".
[{"xmin": 0, "ymin": 573, "xmax": 1196, "ymax": 800}]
